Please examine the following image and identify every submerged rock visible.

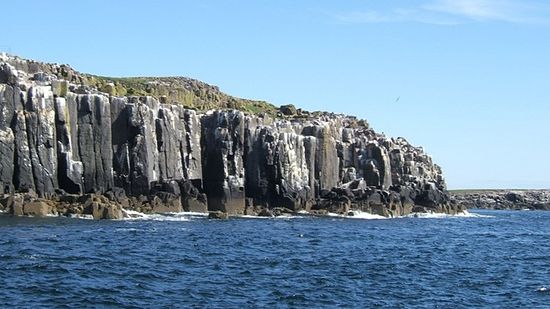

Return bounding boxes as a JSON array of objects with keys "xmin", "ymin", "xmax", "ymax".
[{"xmin": 208, "ymin": 211, "xmax": 229, "ymax": 219}]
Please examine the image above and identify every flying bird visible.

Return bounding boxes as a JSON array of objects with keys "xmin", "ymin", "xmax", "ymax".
[{"xmin": 394, "ymin": 96, "xmax": 400, "ymax": 103}]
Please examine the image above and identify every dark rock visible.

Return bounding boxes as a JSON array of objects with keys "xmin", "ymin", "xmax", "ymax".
[
  {"xmin": 208, "ymin": 211, "xmax": 229, "ymax": 219},
  {"xmin": 279, "ymin": 104, "xmax": 297, "ymax": 116},
  {"xmin": 151, "ymin": 192, "xmax": 183, "ymax": 213},
  {"xmin": 201, "ymin": 110, "xmax": 246, "ymax": 214},
  {"xmin": 258, "ymin": 208, "xmax": 274, "ymax": 217}
]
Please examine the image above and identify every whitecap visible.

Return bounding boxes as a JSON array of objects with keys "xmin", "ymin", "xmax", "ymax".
[
  {"xmin": 455, "ymin": 210, "xmax": 495, "ymax": 218},
  {"xmin": 402, "ymin": 210, "xmax": 494, "ymax": 219},
  {"xmin": 68, "ymin": 214, "xmax": 94, "ymax": 220},
  {"xmin": 328, "ymin": 211, "xmax": 388, "ymax": 220},
  {"xmin": 178, "ymin": 211, "xmax": 208, "ymax": 217},
  {"xmin": 239, "ymin": 215, "xmax": 273, "ymax": 219},
  {"xmin": 238, "ymin": 214, "xmax": 304, "ymax": 219},
  {"xmin": 115, "ymin": 227, "xmax": 139, "ymax": 232},
  {"xmin": 404, "ymin": 212, "xmax": 451, "ymax": 219},
  {"xmin": 121, "ymin": 209, "xmax": 190, "ymax": 221}
]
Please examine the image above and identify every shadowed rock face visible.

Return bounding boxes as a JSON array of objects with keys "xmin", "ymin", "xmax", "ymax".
[{"xmin": 0, "ymin": 54, "xmax": 460, "ymax": 217}]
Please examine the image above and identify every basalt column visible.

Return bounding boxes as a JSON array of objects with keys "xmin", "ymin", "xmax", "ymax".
[{"xmin": 201, "ymin": 110, "xmax": 245, "ymax": 214}]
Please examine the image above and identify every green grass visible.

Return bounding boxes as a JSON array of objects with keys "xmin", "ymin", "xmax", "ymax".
[{"xmin": 81, "ymin": 75, "xmax": 279, "ymax": 115}]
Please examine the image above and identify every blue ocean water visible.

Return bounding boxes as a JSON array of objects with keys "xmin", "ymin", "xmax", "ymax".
[{"xmin": 0, "ymin": 210, "xmax": 548, "ymax": 308}]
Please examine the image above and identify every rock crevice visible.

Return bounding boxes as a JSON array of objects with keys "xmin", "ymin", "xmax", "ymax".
[{"xmin": 0, "ymin": 54, "xmax": 463, "ymax": 218}]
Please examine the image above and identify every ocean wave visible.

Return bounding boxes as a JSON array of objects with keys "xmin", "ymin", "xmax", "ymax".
[
  {"xmin": 455, "ymin": 210, "xmax": 495, "ymax": 218},
  {"xmin": 68, "ymin": 214, "xmax": 94, "ymax": 220},
  {"xmin": 238, "ymin": 214, "xmax": 304, "ymax": 219},
  {"xmin": 328, "ymin": 211, "xmax": 388, "ymax": 220},
  {"xmin": 122, "ymin": 210, "xmax": 192, "ymax": 221},
  {"xmin": 404, "ymin": 210, "xmax": 494, "ymax": 219}
]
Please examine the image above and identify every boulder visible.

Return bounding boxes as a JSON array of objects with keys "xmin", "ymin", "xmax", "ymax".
[
  {"xmin": 7, "ymin": 195, "xmax": 25, "ymax": 216},
  {"xmin": 23, "ymin": 200, "xmax": 55, "ymax": 217},
  {"xmin": 183, "ymin": 197, "xmax": 208, "ymax": 213},
  {"xmin": 208, "ymin": 211, "xmax": 229, "ymax": 219},
  {"xmin": 257, "ymin": 208, "xmax": 274, "ymax": 217},
  {"xmin": 151, "ymin": 193, "xmax": 183, "ymax": 213},
  {"xmin": 91, "ymin": 202, "xmax": 123, "ymax": 220},
  {"xmin": 279, "ymin": 104, "xmax": 297, "ymax": 116}
]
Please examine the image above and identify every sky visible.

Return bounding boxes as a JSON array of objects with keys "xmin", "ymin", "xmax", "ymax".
[{"xmin": 2, "ymin": 0, "xmax": 549, "ymax": 189}]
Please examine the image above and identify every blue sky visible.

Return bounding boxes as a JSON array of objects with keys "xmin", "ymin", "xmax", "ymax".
[{"xmin": 2, "ymin": 0, "xmax": 549, "ymax": 189}]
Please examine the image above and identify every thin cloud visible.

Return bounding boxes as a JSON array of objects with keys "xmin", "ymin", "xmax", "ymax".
[
  {"xmin": 333, "ymin": 8, "xmax": 460, "ymax": 25},
  {"xmin": 425, "ymin": 0, "xmax": 549, "ymax": 23},
  {"xmin": 333, "ymin": 0, "xmax": 549, "ymax": 25}
]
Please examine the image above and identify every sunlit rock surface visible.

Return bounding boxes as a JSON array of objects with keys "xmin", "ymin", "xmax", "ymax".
[{"xmin": 0, "ymin": 53, "xmax": 463, "ymax": 218}]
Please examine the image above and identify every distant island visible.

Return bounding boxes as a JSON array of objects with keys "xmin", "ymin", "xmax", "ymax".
[
  {"xmin": 451, "ymin": 189, "xmax": 550, "ymax": 210},
  {"xmin": 0, "ymin": 53, "xmax": 465, "ymax": 219}
]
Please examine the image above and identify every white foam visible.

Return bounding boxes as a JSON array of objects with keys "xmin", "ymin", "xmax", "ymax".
[
  {"xmin": 178, "ymin": 211, "xmax": 209, "ymax": 217},
  {"xmin": 122, "ymin": 209, "xmax": 193, "ymax": 221},
  {"xmin": 405, "ymin": 212, "xmax": 452, "ymax": 219},
  {"xmin": 328, "ymin": 211, "xmax": 388, "ymax": 220},
  {"xmin": 239, "ymin": 215, "xmax": 272, "ymax": 219},
  {"xmin": 404, "ymin": 210, "xmax": 494, "ymax": 219},
  {"xmin": 116, "ymin": 227, "xmax": 139, "ymax": 232},
  {"xmin": 238, "ymin": 214, "xmax": 304, "ymax": 219},
  {"xmin": 456, "ymin": 210, "xmax": 494, "ymax": 218},
  {"xmin": 69, "ymin": 214, "xmax": 94, "ymax": 220}
]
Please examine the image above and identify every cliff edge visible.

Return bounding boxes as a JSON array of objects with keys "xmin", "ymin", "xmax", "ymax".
[{"xmin": 0, "ymin": 53, "xmax": 464, "ymax": 219}]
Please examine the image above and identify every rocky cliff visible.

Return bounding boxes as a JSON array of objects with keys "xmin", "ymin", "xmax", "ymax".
[{"xmin": 0, "ymin": 53, "xmax": 464, "ymax": 219}]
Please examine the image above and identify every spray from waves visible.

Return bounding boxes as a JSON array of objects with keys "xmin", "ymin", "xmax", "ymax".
[
  {"xmin": 237, "ymin": 214, "xmax": 305, "ymax": 220},
  {"xmin": 122, "ymin": 209, "xmax": 207, "ymax": 221},
  {"xmin": 536, "ymin": 286, "xmax": 548, "ymax": 293},
  {"xmin": 456, "ymin": 210, "xmax": 495, "ymax": 218},
  {"xmin": 403, "ymin": 210, "xmax": 494, "ymax": 219},
  {"xmin": 328, "ymin": 211, "xmax": 388, "ymax": 220}
]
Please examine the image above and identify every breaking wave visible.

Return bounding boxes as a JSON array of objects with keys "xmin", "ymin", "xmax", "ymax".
[{"xmin": 122, "ymin": 210, "xmax": 208, "ymax": 221}]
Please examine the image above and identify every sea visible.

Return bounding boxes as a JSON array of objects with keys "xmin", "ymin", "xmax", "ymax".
[{"xmin": 0, "ymin": 209, "xmax": 548, "ymax": 308}]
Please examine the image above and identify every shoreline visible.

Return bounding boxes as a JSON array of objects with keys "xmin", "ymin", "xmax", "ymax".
[
  {"xmin": 451, "ymin": 189, "xmax": 550, "ymax": 211},
  {"xmin": 0, "ymin": 191, "xmax": 466, "ymax": 220},
  {"xmin": 0, "ymin": 206, "xmax": 475, "ymax": 221}
]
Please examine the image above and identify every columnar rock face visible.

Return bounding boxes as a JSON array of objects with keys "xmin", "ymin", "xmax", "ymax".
[
  {"xmin": 244, "ymin": 118, "xmax": 315, "ymax": 211},
  {"xmin": 201, "ymin": 110, "xmax": 246, "ymax": 214},
  {"xmin": 0, "ymin": 54, "xmax": 460, "ymax": 217}
]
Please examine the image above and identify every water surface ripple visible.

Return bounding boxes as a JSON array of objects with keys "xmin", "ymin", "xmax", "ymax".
[{"xmin": 0, "ymin": 210, "xmax": 548, "ymax": 308}]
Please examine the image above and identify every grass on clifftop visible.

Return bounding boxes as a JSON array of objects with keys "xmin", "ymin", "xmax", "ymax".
[{"xmin": 83, "ymin": 75, "xmax": 278, "ymax": 115}]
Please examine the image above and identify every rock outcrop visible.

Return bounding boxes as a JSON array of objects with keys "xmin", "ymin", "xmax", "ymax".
[
  {"xmin": 0, "ymin": 53, "xmax": 463, "ymax": 219},
  {"xmin": 452, "ymin": 190, "xmax": 550, "ymax": 210}
]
